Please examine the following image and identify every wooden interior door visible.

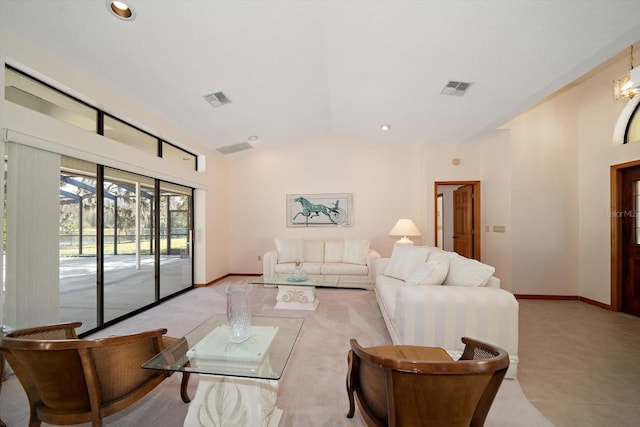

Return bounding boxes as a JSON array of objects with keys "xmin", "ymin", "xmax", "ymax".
[
  {"xmin": 453, "ymin": 185, "xmax": 474, "ymax": 258},
  {"xmin": 621, "ymin": 165, "xmax": 640, "ymax": 316}
]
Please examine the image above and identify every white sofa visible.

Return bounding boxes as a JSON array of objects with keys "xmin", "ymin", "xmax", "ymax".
[
  {"xmin": 263, "ymin": 238, "xmax": 380, "ymax": 289},
  {"xmin": 375, "ymin": 244, "xmax": 519, "ymax": 379}
]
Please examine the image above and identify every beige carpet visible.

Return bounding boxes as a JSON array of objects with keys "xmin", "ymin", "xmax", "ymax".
[{"xmin": 1, "ymin": 277, "xmax": 554, "ymax": 426}]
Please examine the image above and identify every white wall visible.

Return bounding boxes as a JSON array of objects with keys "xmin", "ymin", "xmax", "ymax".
[
  {"xmin": 0, "ymin": 28, "xmax": 229, "ymax": 286},
  {"xmin": 223, "ymin": 46, "xmax": 640, "ymax": 304},
  {"xmin": 480, "ymin": 130, "xmax": 513, "ymax": 292},
  {"xmin": 576, "ymin": 51, "xmax": 640, "ymax": 304},
  {"xmin": 502, "ymin": 90, "xmax": 580, "ymax": 296},
  {"xmin": 495, "ymin": 43, "xmax": 640, "ymax": 302},
  {"xmin": 226, "ymin": 135, "xmax": 423, "ymax": 273},
  {"xmin": 422, "ymin": 134, "xmax": 513, "ymax": 291},
  {"xmin": 422, "ymin": 142, "xmax": 483, "ymax": 244},
  {"xmin": 4, "ymin": 26, "xmax": 640, "ymax": 305}
]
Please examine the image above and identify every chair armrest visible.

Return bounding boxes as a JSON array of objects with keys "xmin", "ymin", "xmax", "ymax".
[{"xmin": 6, "ymin": 322, "xmax": 82, "ymax": 339}]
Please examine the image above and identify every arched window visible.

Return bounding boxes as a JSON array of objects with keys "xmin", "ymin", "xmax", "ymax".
[
  {"xmin": 614, "ymin": 95, "xmax": 640, "ymax": 145},
  {"xmin": 625, "ymin": 101, "xmax": 640, "ymax": 144}
]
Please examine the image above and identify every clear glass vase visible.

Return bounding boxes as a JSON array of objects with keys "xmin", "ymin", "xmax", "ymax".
[
  {"xmin": 226, "ymin": 283, "xmax": 252, "ymax": 343},
  {"xmin": 292, "ymin": 260, "xmax": 303, "ymax": 281}
]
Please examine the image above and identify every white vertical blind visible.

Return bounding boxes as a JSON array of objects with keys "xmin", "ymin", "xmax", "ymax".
[
  {"xmin": 0, "ymin": 141, "xmax": 4, "ymax": 329},
  {"xmin": 5, "ymin": 142, "xmax": 61, "ymax": 329}
]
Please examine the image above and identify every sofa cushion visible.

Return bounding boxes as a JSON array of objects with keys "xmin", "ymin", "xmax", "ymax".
[
  {"xmin": 384, "ymin": 244, "xmax": 432, "ymax": 281},
  {"xmin": 275, "ymin": 238, "xmax": 304, "ymax": 263},
  {"xmin": 321, "ymin": 263, "xmax": 368, "ymax": 276},
  {"xmin": 304, "ymin": 240, "xmax": 325, "ymax": 263},
  {"xmin": 301, "ymin": 262, "xmax": 322, "ymax": 275},
  {"xmin": 406, "ymin": 249, "xmax": 449, "ymax": 286},
  {"xmin": 443, "ymin": 252, "xmax": 495, "ymax": 287},
  {"xmin": 275, "ymin": 263, "xmax": 295, "ymax": 274},
  {"xmin": 324, "ymin": 240, "xmax": 344, "ymax": 263},
  {"xmin": 342, "ymin": 238, "xmax": 370, "ymax": 265}
]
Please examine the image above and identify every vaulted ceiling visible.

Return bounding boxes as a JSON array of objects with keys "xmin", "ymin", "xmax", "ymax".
[{"xmin": 1, "ymin": 0, "xmax": 640, "ymax": 153}]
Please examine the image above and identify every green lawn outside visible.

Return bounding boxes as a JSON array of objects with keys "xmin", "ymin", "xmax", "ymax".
[{"xmin": 60, "ymin": 237, "xmax": 188, "ymax": 257}]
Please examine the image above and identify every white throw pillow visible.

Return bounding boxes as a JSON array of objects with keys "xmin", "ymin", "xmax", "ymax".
[
  {"xmin": 383, "ymin": 244, "xmax": 432, "ymax": 281},
  {"xmin": 443, "ymin": 252, "xmax": 495, "ymax": 287},
  {"xmin": 342, "ymin": 238, "xmax": 370, "ymax": 265},
  {"xmin": 275, "ymin": 238, "xmax": 304, "ymax": 263},
  {"xmin": 304, "ymin": 240, "xmax": 325, "ymax": 263},
  {"xmin": 324, "ymin": 240, "xmax": 344, "ymax": 263},
  {"xmin": 406, "ymin": 249, "xmax": 450, "ymax": 286}
]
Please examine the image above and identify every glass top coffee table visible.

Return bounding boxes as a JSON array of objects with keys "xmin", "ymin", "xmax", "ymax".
[
  {"xmin": 143, "ymin": 314, "xmax": 303, "ymax": 379},
  {"xmin": 250, "ymin": 274, "xmax": 339, "ymax": 288},
  {"xmin": 250, "ymin": 275, "xmax": 339, "ymax": 311},
  {"xmin": 143, "ymin": 314, "xmax": 303, "ymax": 427}
]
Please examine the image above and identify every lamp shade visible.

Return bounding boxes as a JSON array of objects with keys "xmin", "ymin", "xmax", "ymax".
[{"xmin": 389, "ymin": 218, "xmax": 421, "ymax": 243}]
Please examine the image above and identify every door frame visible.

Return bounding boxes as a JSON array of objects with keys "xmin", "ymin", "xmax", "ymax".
[
  {"xmin": 610, "ymin": 160, "xmax": 640, "ymax": 311},
  {"xmin": 434, "ymin": 181, "xmax": 481, "ymax": 261}
]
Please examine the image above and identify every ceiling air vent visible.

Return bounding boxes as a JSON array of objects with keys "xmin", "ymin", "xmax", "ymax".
[
  {"xmin": 440, "ymin": 81, "xmax": 473, "ymax": 96},
  {"xmin": 204, "ymin": 91, "xmax": 231, "ymax": 108},
  {"xmin": 216, "ymin": 142, "xmax": 253, "ymax": 155}
]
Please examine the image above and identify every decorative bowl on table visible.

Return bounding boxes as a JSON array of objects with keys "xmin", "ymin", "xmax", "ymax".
[{"xmin": 287, "ymin": 276, "xmax": 307, "ymax": 283}]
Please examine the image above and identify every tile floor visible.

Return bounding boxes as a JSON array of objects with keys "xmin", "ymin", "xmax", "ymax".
[{"xmin": 518, "ymin": 299, "xmax": 640, "ymax": 427}]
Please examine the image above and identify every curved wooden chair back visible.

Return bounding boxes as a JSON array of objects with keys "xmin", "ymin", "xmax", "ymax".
[
  {"xmin": 0, "ymin": 322, "xmax": 174, "ymax": 427},
  {"xmin": 346, "ymin": 337, "xmax": 509, "ymax": 427}
]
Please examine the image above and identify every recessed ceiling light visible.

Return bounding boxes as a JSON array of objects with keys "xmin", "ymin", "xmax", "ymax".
[
  {"xmin": 247, "ymin": 135, "xmax": 259, "ymax": 142},
  {"xmin": 106, "ymin": 1, "xmax": 136, "ymax": 20},
  {"xmin": 380, "ymin": 124, "xmax": 391, "ymax": 131}
]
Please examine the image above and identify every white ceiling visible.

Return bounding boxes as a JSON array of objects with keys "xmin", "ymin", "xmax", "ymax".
[{"xmin": 1, "ymin": 0, "xmax": 640, "ymax": 153}]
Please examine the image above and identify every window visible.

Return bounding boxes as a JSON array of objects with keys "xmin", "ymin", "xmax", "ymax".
[
  {"xmin": 3, "ymin": 65, "xmax": 198, "ymax": 335},
  {"xmin": 626, "ymin": 102, "xmax": 640, "ymax": 144},
  {"xmin": 4, "ymin": 65, "xmax": 199, "ymax": 171},
  {"xmin": 4, "ymin": 67, "xmax": 97, "ymax": 132},
  {"xmin": 162, "ymin": 141, "xmax": 197, "ymax": 170},
  {"xmin": 103, "ymin": 115, "xmax": 158, "ymax": 156}
]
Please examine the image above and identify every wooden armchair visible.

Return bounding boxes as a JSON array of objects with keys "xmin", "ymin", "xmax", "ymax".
[
  {"xmin": 0, "ymin": 322, "xmax": 185, "ymax": 427},
  {"xmin": 346, "ymin": 337, "xmax": 510, "ymax": 427}
]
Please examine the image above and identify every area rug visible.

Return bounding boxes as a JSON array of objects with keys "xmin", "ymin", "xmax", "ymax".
[{"xmin": 0, "ymin": 277, "xmax": 554, "ymax": 426}]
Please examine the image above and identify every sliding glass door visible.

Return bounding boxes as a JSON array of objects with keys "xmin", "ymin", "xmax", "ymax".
[
  {"xmin": 54, "ymin": 157, "xmax": 194, "ymax": 335},
  {"xmin": 59, "ymin": 158, "xmax": 99, "ymax": 331},
  {"xmin": 159, "ymin": 182, "xmax": 193, "ymax": 299},
  {"xmin": 102, "ymin": 168, "xmax": 157, "ymax": 323}
]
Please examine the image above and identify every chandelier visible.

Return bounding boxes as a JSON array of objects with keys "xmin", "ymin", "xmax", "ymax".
[{"xmin": 614, "ymin": 45, "xmax": 640, "ymax": 100}]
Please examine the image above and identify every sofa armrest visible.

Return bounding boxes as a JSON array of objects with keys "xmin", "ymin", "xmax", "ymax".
[
  {"xmin": 486, "ymin": 276, "xmax": 501, "ymax": 289},
  {"xmin": 374, "ymin": 257, "xmax": 390, "ymax": 278},
  {"xmin": 395, "ymin": 285, "xmax": 519, "ymax": 361},
  {"xmin": 365, "ymin": 249, "xmax": 381, "ymax": 278},
  {"xmin": 263, "ymin": 250, "xmax": 278, "ymax": 278}
]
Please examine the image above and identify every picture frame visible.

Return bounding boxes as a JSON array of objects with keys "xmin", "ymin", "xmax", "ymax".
[{"xmin": 286, "ymin": 193, "xmax": 353, "ymax": 227}]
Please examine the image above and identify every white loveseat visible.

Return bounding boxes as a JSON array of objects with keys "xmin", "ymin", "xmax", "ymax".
[
  {"xmin": 375, "ymin": 244, "xmax": 519, "ymax": 379},
  {"xmin": 263, "ymin": 238, "xmax": 380, "ymax": 289}
]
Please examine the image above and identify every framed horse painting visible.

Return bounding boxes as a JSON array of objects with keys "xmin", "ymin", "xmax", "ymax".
[{"xmin": 286, "ymin": 193, "xmax": 353, "ymax": 227}]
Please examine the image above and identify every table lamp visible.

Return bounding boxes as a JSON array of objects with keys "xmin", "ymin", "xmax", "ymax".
[{"xmin": 388, "ymin": 218, "xmax": 421, "ymax": 245}]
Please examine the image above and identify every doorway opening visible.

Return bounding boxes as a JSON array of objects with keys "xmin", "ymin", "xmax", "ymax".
[
  {"xmin": 611, "ymin": 160, "xmax": 640, "ymax": 315},
  {"xmin": 434, "ymin": 181, "xmax": 481, "ymax": 261}
]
